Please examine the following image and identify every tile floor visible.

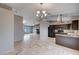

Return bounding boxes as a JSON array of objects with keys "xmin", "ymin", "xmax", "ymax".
[{"xmin": 6, "ymin": 34, "xmax": 79, "ymax": 55}]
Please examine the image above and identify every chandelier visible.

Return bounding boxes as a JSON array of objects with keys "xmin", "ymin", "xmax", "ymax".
[{"xmin": 36, "ymin": 3, "xmax": 47, "ymax": 18}]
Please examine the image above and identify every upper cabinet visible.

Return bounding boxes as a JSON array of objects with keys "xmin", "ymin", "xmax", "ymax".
[
  {"xmin": 71, "ymin": 16, "xmax": 79, "ymax": 30},
  {"xmin": 72, "ymin": 20, "xmax": 78, "ymax": 30},
  {"xmin": 49, "ymin": 16, "xmax": 79, "ymax": 30}
]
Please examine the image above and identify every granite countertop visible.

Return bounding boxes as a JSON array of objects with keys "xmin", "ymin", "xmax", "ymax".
[{"xmin": 56, "ymin": 34, "xmax": 79, "ymax": 38}]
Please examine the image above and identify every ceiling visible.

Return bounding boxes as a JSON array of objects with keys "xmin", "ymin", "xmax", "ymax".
[{"xmin": 5, "ymin": 3, "xmax": 79, "ymax": 26}]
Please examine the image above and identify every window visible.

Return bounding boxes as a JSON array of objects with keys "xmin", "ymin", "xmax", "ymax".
[{"xmin": 24, "ymin": 25, "xmax": 33, "ymax": 33}]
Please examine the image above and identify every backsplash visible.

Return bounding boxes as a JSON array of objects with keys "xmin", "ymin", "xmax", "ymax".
[
  {"xmin": 55, "ymin": 29, "xmax": 79, "ymax": 35},
  {"xmin": 63, "ymin": 30, "xmax": 79, "ymax": 36}
]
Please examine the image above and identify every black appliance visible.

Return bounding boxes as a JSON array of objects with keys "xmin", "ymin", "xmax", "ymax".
[
  {"xmin": 48, "ymin": 25, "xmax": 55, "ymax": 37},
  {"xmin": 36, "ymin": 29, "xmax": 40, "ymax": 34}
]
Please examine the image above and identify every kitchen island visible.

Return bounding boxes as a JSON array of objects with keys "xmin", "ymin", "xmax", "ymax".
[{"xmin": 56, "ymin": 34, "xmax": 79, "ymax": 50}]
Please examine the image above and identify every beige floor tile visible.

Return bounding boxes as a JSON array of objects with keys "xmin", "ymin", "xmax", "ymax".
[{"xmin": 6, "ymin": 34, "xmax": 79, "ymax": 55}]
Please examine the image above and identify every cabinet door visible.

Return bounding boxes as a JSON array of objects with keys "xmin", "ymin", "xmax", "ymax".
[
  {"xmin": 56, "ymin": 36, "xmax": 79, "ymax": 50},
  {"xmin": 72, "ymin": 20, "xmax": 78, "ymax": 30}
]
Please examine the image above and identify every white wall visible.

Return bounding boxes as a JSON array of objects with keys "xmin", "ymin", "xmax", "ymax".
[
  {"xmin": 0, "ymin": 8, "xmax": 14, "ymax": 54},
  {"xmin": 14, "ymin": 15, "xmax": 23, "ymax": 42},
  {"xmin": 40, "ymin": 21, "xmax": 49, "ymax": 40}
]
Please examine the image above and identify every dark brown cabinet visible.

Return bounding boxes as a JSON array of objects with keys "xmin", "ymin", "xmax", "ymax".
[
  {"xmin": 56, "ymin": 35, "xmax": 79, "ymax": 51},
  {"xmin": 72, "ymin": 20, "xmax": 78, "ymax": 30},
  {"xmin": 54, "ymin": 24, "xmax": 70, "ymax": 29}
]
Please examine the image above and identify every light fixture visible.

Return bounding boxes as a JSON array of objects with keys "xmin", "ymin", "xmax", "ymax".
[
  {"xmin": 36, "ymin": 3, "xmax": 47, "ymax": 18},
  {"xmin": 57, "ymin": 14, "xmax": 62, "ymax": 22},
  {"xmin": 37, "ymin": 11, "xmax": 40, "ymax": 14},
  {"xmin": 36, "ymin": 14, "xmax": 38, "ymax": 16},
  {"xmin": 44, "ymin": 13, "xmax": 47, "ymax": 16},
  {"xmin": 42, "ymin": 10, "xmax": 46, "ymax": 14}
]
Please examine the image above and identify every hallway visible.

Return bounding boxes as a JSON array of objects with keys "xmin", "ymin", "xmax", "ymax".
[{"xmin": 6, "ymin": 34, "xmax": 79, "ymax": 55}]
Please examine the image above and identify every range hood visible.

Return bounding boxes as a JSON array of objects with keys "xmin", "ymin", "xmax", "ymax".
[
  {"xmin": 57, "ymin": 14, "xmax": 62, "ymax": 22},
  {"xmin": 50, "ymin": 21, "xmax": 72, "ymax": 25},
  {"xmin": 50, "ymin": 14, "xmax": 72, "ymax": 25}
]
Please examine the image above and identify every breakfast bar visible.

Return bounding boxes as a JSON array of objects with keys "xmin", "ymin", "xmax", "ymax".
[{"xmin": 56, "ymin": 34, "xmax": 79, "ymax": 50}]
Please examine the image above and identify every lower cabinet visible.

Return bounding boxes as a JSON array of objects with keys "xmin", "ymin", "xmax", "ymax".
[
  {"xmin": 72, "ymin": 20, "xmax": 78, "ymax": 30},
  {"xmin": 56, "ymin": 35, "xmax": 79, "ymax": 50}
]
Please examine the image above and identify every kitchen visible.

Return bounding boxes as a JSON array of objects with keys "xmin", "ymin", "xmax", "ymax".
[{"xmin": 48, "ymin": 15, "xmax": 79, "ymax": 50}]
